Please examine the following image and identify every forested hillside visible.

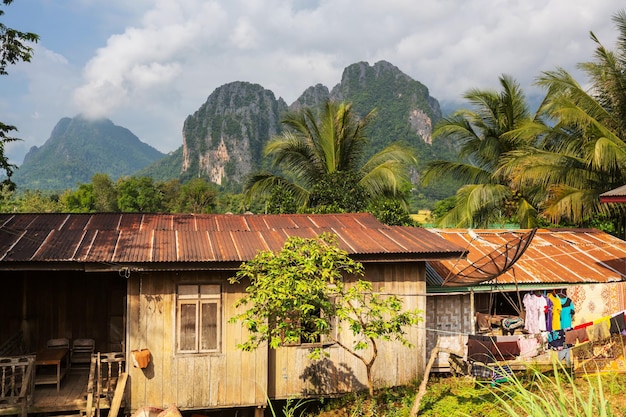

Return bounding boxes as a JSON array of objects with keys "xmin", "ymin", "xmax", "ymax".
[{"xmin": 12, "ymin": 116, "xmax": 165, "ymax": 190}]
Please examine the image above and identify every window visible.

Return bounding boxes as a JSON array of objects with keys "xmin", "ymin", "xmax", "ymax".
[
  {"xmin": 284, "ymin": 303, "xmax": 337, "ymax": 347},
  {"xmin": 177, "ymin": 284, "xmax": 221, "ymax": 353}
]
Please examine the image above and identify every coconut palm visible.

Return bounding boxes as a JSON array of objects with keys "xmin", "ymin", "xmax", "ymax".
[
  {"xmin": 244, "ymin": 100, "xmax": 417, "ymax": 213},
  {"xmin": 422, "ymin": 75, "xmax": 539, "ymax": 228},
  {"xmin": 501, "ymin": 9, "xmax": 626, "ymax": 230}
]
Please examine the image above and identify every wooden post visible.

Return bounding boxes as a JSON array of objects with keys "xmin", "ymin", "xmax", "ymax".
[
  {"xmin": 108, "ymin": 372, "xmax": 128, "ymax": 417},
  {"xmin": 410, "ymin": 337, "xmax": 440, "ymax": 417}
]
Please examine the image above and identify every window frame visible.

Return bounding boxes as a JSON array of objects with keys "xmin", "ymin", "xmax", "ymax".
[
  {"xmin": 176, "ymin": 284, "xmax": 221, "ymax": 354},
  {"xmin": 283, "ymin": 303, "xmax": 338, "ymax": 348}
]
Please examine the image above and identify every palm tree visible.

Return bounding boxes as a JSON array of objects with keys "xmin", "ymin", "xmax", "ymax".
[
  {"xmin": 501, "ymin": 9, "xmax": 626, "ymax": 231},
  {"xmin": 245, "ymin": 100, "xmax": 417, "ymax": 213},
  {"xmin": 422, "ymin": 75, "xmax": 539, "ymax": 228}
]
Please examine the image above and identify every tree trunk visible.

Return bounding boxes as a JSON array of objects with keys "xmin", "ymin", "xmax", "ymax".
[
  {"xmin": 410, "ymin": 339, "xmax": 440, "ymax": 417},
  {"xmin": 366, "ymin": 363, "xmax": 374, "ymax": 397}
]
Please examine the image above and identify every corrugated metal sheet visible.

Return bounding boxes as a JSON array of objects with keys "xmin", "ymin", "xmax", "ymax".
[
  {"xmin": 600, "ymin": 184, "xmax": 626, "ymax": 203},
  {"xmin": 428, "ymin": 228, "xmax": 626, "ymax": 287},
  {"xmin": 0, "ymin": 213, "xmax": 465, "ymax": 267}
]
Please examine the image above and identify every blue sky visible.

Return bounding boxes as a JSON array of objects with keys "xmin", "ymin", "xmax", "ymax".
[{"xmin": 1, "ymin": 0, "xmax": 624, "ymax": 165}]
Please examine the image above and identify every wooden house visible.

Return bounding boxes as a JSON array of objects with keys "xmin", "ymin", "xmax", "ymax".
[
  {"xmin": 424, "ymin": 228, "xmax": 626, "ymax": 372},
  {"xmin": 0, "ymin": 212, "xmax": 465, "ymax": 415}
]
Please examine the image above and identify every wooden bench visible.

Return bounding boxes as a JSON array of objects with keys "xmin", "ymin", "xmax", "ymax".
[{"xmin": 0, "ymin": 355, "xmax": 36, "ymax": 417}]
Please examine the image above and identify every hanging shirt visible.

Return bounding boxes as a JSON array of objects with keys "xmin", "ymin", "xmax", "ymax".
[
  {"xmin": 537, "ymin": 295, "xmax": 547, "ymax": 332},
  {"xmin": 545, "ymin": 296, "xmax": 553, "ymax": 332},
  {"xmin": 523, "ymin": 292, "xmax": 547, "ymax": 334},
  {"xmin": 560, "ymin": 296, "xmax": 575, "ymax": 329},
  {"xmin": 548, "ymin": 293, "xmax": 562, "ymax": 331},
  {"xmin": 610, "ymin": 311, "xmax": 626, "ymax": 335}
]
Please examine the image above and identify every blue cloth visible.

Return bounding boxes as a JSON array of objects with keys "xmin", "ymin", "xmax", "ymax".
[
  {"xmin": 560, "ymin": 296, "xmax": 574, "ymax": 329},
  {"xmin": 548, "ymin": 330, "xmax": 565, "ymax": 349}
]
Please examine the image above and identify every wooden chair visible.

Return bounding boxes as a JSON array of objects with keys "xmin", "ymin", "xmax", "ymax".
[
  {"xmin": 71, "ymin": 339, "xmax": 95, "ymax": 368},
  {"xmin": 46, "ymin": 338, "xmax": 69, "ymax": 349},
  {"xmin": 0, "ymin": 355, "xmax": 36, "ymax": 417}
]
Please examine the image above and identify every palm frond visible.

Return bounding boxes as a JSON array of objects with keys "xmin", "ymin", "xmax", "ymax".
[
  {"xmin": 422, "ymin": 160, "xmax": 493, "ymax": 186},
  {"xmin": 516, "ymin": 198, "xmax": 539, "ymax": 229},
  {"xmin": 243, "ymin": 172, "xmax": 310, "ymax": 208},
  {"xmin": 542, "ymin": 185, "xmax": 600, "ymax": 225}
]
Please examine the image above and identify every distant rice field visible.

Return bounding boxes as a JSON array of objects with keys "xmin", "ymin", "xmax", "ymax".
[{"xmin": 411, "ymin": 210, "xmax": 432, "ymax": 226}]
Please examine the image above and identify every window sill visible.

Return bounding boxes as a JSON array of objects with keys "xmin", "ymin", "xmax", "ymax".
[{"xmin": 174, "ymin": 351, "xmax": 224, "ymax": 358}]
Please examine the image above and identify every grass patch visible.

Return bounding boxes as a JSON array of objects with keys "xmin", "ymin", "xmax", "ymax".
[{"xmin": 301, "ymin": 368, "xmax": 626, "ymax": 417}]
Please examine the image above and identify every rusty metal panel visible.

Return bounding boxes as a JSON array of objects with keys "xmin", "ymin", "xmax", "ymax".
[
  {"xmin": 215, "ymin": 215, "xmax": 250, "ymax": 232},
  {"xmin": 0, "ymin": 213, "xmax": 471, "ymax": 266},
  {"xmin": 177, "ymin": 230, "xmax": 214, "ymax": 261},
  {"xmin": 73, "ymin": 229, "xmax": 98, "ymax": 261},
  {"xmin": 114, "ymin": 230, "xmax": 153, "ymax": 262},
  {"xmin": 118, "ymin": 214, "xmax": 143, "ymax": 231},
  {"xmin": 63, "ymin": 214, "xmax": 92, "ymax": 231},
  {"xmin": 306, "ymin": 214, "xmax": 348, "ymax": 229},
  {"xmin": 85, "ymin": 213, "xmax": 123, "ymax": 230},
  {"xmin": 0, "ymin": 213, "xmax": 15, "ymax": 227},
  {"xmin": 194, "ymin": 216, "xmax": 219, "ymax": 231},
  {"xmin": 390, "ymin": 227, "xmax": 469, "ymax": 254},
  {"xmin": 172, "ymin": 214, "xmax": 198, "ymax": 231},
  {"xmin": 335, "ymin": 228, "xmax": 394, "ymax": 254},
  {"xmin": 84, "ymin": 230, "xmax": 120, "ymax": 262},
  {"xmin": 231, "ymin": 231, "xmax": 271, "ymax": 260},
  {"xmin": 208, "ymin": 231, "xmax": 240, "ymax": 261},
  {"xmin": 255, "ymin": 229, "xmax": 289, "ymax": 253},
  {"xmin": 142, "ymin": 214, "xmax": 173, "ymax": 231},
  {"xmin": 430, "ymin": 228, "xmax": 626, "ymax": 286},
  {"xmin": 34, "ymin": 229, "xmax": 85, "ymax": 261},
  {"xmin": 2, "ymin": 214, "xmax": 37, "ymax": 231},
  {"xmin": 3, "ymin": 229, "xmax": 50, "ymax": 261},
  {"xmin": 245, "ymin": 215, "xmax": 283, "ymax": 231},
  {"xmin": 0, "ymin": 227, "xmax": 22, "ymax": 261},
  {"xmin": 152, "ymin": 230, "xmax": 177, "ymax": 262},
  {"xmin": 23, "ymin": 213, "xmax": 68, "ymax": 230}
]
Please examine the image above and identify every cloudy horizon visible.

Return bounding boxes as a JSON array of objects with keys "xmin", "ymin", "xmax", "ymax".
[{"xmin": 1, "ymin": 0, "xmax": 624, "ymax": 165}]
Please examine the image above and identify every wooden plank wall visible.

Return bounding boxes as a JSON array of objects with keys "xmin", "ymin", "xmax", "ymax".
[
  {"xmin": 127, "ymin": 271, "xmax": 267, "ymax": 412},
  {"xmin": 268, "ymin": 262, "xmax": 426, "ymax": 399},
  {"xmin": 0, "ymin": 270, "xmax": 126, "ymax": 354}
]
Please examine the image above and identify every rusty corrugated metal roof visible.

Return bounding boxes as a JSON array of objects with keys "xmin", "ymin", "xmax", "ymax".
[
  {"xmin": 428, "ymin": 228, "xmax": 626, "ymax": 287},
  {"xmin": 600, "ymin": 184, "xmax": 626, "ymax": 203},
  {"xmin": 0, "ymin": 213, "xmax": 465, "ymax": 268}
]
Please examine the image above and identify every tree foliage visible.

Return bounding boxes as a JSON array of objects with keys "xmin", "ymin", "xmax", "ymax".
[
  {"xmin": 245, "ymin": 100, "xmax": 417, "ymax": 216},
  {"xmin": 116, "ymin": 176, "xmax": 163, "ymax": 212},
  {"xmin": 486, "ymin": 9, "xmax": 626, "ymax": 234},
  {"xmin": 423, "ymin": 75, "xmax": 539, "ymax": 228},
  {"xmin": 229, "ymin": 233, "xmax": 422, "ymax": 397},
  {"xmin": 0, "ymin": 0, "xmax": 39, "ymax": 187}
]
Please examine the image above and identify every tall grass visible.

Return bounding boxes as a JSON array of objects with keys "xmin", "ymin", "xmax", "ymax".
[{"xmin": 488, "ymin": 362, "xmax": 615, "ymax": 417}]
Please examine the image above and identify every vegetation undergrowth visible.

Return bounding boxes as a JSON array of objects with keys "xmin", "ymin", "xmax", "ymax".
[{"xmin": 270, "ymin": 368, "xmax": 626, "ymax": 417}]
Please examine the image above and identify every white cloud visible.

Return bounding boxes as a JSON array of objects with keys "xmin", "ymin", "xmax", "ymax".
[{"xmin": 3, "ymin": 0, "xmax": 625, "ymax": 166}]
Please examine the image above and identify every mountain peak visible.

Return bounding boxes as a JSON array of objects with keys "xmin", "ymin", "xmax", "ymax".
[{"xmin": 13, "ymin": 116, "xmax": 165, "ymax": 191}]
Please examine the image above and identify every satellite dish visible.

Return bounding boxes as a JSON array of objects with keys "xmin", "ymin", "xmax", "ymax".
[{"xmin": 442, "ymin": 228, "xmax": 537, "ymax": 287}]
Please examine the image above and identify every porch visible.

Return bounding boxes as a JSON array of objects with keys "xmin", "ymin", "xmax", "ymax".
[{"xmin": 0, "ymin": 351, "xmax": 126, "ymax": 417}]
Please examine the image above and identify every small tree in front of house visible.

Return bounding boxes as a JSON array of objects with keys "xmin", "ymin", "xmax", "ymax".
[{"xmin": 228, "ymin": 233, "xmax": 422, "ymax": 397}]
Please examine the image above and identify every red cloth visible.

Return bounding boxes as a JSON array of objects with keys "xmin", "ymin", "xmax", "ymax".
[{"xmin": 573, "ymin": 321, "xmax": 592, "ymax": 330}]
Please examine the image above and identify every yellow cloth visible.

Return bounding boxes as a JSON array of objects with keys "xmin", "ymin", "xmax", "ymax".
[
  {"xmin": 588, "ymin": 316, "xmax": 611, "ymax": 342},
  {"xmin": 548, "ymin": 293, "xmax": 562, "ymax": 331}
]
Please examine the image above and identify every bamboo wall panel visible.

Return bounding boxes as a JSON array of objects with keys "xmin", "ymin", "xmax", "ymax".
[{"xmin": 425, "ymin": 294, "xmax": 473, "ymax": 370}]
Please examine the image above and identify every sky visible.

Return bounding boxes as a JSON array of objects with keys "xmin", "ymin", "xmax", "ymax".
[{"xmin": 1, "ymin": 0, "xmax": 624, "ymax": 166}]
